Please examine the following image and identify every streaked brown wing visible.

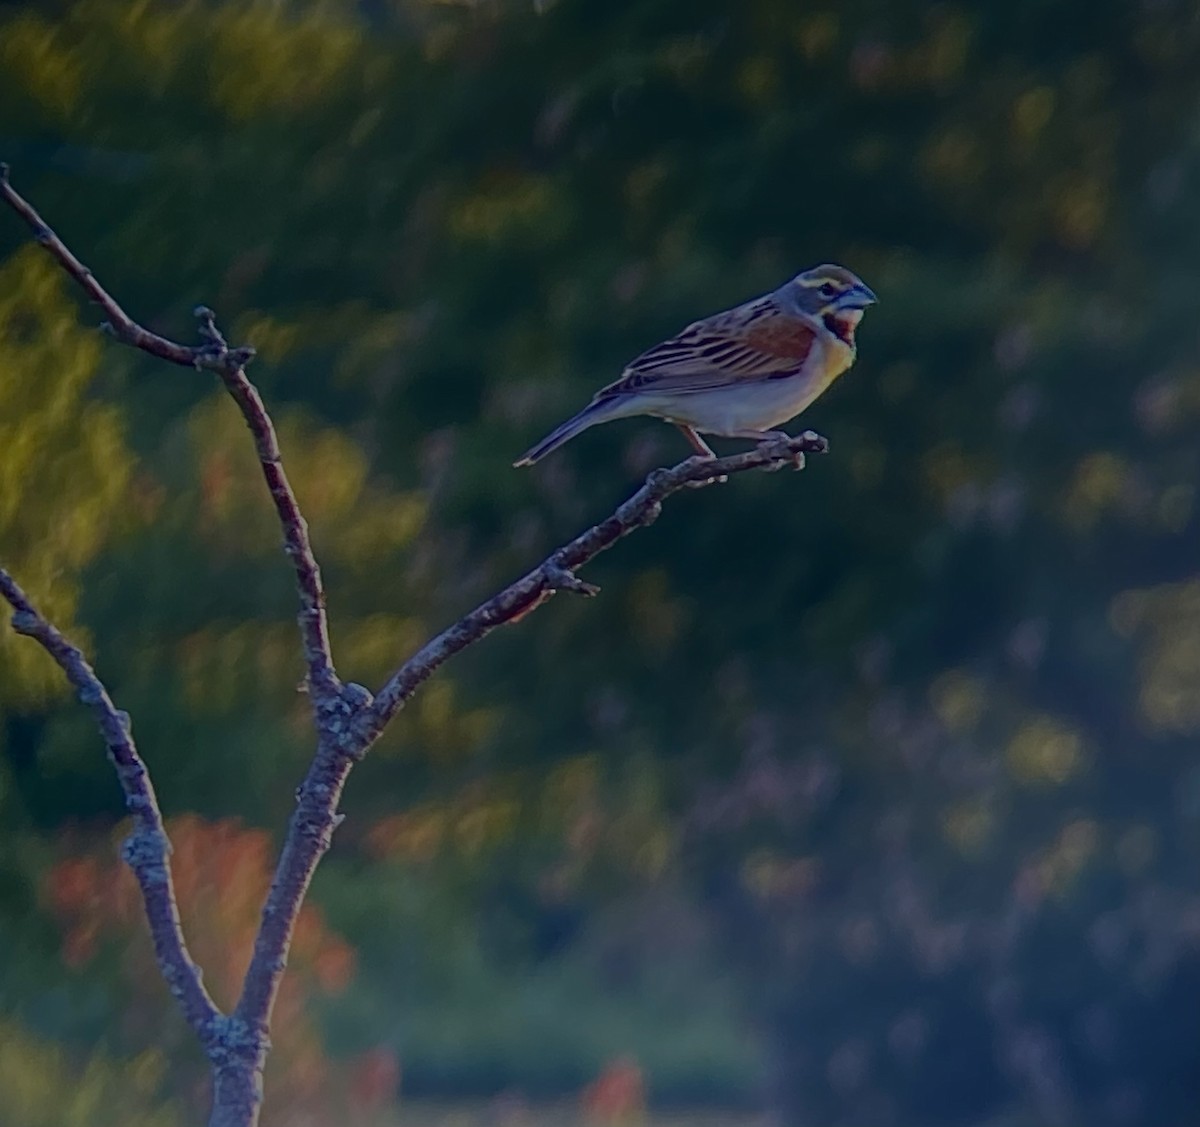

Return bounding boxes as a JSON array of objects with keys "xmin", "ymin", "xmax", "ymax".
[{"xmin": 597, "ymin": 298, "xmax": 818, "ymax": 399}]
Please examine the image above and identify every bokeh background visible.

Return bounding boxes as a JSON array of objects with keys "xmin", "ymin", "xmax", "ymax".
[{"xmin": 3, "ymin": 1, "xmax": 1200, "ymax": 1124}]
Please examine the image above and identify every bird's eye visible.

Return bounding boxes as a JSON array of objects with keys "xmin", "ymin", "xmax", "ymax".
[{"xmin": 818, "ymin": 282, "xmax": 839, "ymax": 299}]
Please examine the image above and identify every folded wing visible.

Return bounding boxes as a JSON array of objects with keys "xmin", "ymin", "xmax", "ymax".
[{"xmin": 597, "ymin": 298, "xmax": 819, "ymax": 400}]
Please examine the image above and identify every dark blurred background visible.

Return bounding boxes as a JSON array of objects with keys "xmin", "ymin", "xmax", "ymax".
[{"xmin": 3, "ymin": 1, "xmax": 1200, "ymax": 1124}]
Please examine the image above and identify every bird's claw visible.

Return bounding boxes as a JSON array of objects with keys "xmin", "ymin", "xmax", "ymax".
[
  {"xmin": 680, "ymin": 454, "xmax": 727, "ymax": 485},
  {"xmin": 753, "ymin": 435, "xmax": 801, "ymax": 470}
]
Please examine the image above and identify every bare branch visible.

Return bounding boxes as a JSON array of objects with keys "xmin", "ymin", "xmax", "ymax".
[
  {"xmin": 359, "ymin": 432, "xmax": 828, "ymax": 741},
  {"xmin": 0, "ymin": 568, "xmax": 222, "ymax": 1044},
  {"xmin": 208, "ymin": 346, "xmax": 341, "ymax": 708},
  {"xmin": 0, "ymin": 165, "xmax": 339, "ymax": 708},
  {"xmin": 0, "ymin": 164, "xmax": 200, "ymax": 367},
  {"xmin": 2, "ymin": 164, "xmax": 830, "ymax": 1127},
  {"xmin": 232, "ymin": 720, "xmax": 359, "ymax": 1034},
  {"xmin": 233, "ymin": 436, "xmax": 827, "ymax": 1037}
]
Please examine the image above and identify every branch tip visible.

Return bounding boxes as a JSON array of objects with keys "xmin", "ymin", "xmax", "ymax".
[{"xmin": 193, "ymin": 305, "xmax": 228, "ymax": 349}]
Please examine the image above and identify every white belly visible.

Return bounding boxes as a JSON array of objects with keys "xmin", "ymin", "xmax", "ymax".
[{"xmin": 634, "ymin": 339, "xmax": 853, "ymax": 435}]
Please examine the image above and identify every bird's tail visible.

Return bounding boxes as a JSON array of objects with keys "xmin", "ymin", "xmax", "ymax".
[{"xmin": 513, "ymin": 398, "xmax": 621, "ymax": 467}]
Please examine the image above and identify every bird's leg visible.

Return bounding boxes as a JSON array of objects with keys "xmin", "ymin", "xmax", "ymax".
[
  {"xmin": 674, "ymin": 423, "xmax": 717, "ymax": 459},
  {"xmin": 670, "ymin": 423, "xmax": 727, "ymax": 484}
]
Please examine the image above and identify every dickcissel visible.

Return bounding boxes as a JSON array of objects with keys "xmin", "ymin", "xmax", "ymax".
[{"xmin": 514, "ymin": 264, "xmax": 876, "ymax": 466}]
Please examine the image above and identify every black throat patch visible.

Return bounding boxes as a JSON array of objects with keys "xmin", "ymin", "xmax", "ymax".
[{"xmin": 822, "ymin": 311, "xmax": 856, "ymax": 347}]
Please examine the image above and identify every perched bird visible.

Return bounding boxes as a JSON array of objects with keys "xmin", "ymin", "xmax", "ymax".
[{"xmin": 514, "ymin": 263, "xmax": 877, "ymax": 466}]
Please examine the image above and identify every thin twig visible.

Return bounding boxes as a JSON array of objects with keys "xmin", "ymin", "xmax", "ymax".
[
  {"xmin": 359, "ymin": 432, "xmax": 828, "ymax": 741},
  {"xmin": 0, "ymin": 568, "xmax": 223, "ymax": 1044},
  {"xmin": 0, "ymin": 164, "xmax": 340, "ymax": 709},
  {"xmin": 210, "ymin": 350, "xmax": 340, "ymax": 707}
]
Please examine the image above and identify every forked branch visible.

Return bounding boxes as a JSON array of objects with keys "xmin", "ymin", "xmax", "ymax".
[
  {"xmin": 0, "ymin": 164, "xmax": 339, "ymax": 710},
  {"xmin": 0, "ymin": 165, "xmax": 826, "ymax": 1127}
]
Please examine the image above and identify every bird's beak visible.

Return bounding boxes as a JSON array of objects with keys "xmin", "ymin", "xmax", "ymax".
[{"xmin": 842, "ymin": 282, "xmax": 877, "ymax": 309}]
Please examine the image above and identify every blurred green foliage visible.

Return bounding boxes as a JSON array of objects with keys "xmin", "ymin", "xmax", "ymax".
[
  {"xmin": 2, "ymin": 0, "xmax": 1200, "ymax": 1124},
  {"xmin": 0, "ymin": 250, "xmax": 131, "ymax": 707},
  {"xmin": 0, "ymin": 1019, "xmax": 179, "ymax": 1127}
]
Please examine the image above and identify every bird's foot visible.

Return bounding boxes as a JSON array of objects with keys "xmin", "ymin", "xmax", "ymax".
[
  {"xmin": 750, "ymin": 431, "xmax": 807, "ymax": 470},
  {"xmin": 681, "ymin": 454, "xmax": 728, "ymax": 486}
]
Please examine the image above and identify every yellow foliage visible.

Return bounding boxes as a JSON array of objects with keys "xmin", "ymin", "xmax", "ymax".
[
  {"xmin": 410, "ymin": 679, "xmax": 500, "ymax": 762},
  {"xmin": 543, "ymin": 755, "xmax": 601, "ymax": 813},
  {"xmin": 625, "ymin": 161, "xmax": 671, "ymax": 215},
  {"xmin": 658, "ymin": 32, "xmax": 716, "ymax": 82},
  {"xmin": 367, "ymin": 782, "xmax": 520, "ymax": 863},
  {"xmin": 929, "ymin": 670, "xmax": 986, "ymax": 734},
  {"xmin": 336, "ymin": 614, "xmax": 425, "ymax": 680},
  {"xmin": 449, "ymin": 173, "xmax": 561, "ymax": 244},
  {"xmin": 1012, "ymin": 86, "xmax": 1056, "ymax": 142},
  {"xmin": 0, "ymin": 250, "xmax": 133, "ymax": 707},
  {"xmin": 177, "ymin": 621, "xmax": 303, "ymax": 712},
  {"xmin": 795, "ymin": 14, "xmax": 839, "ymax": 61},
  {"xmin": 232, "ymin": 315, "xmax": 306, "ymax": 366},
  {"xmin": 941, "ymin": 799, "xmax": 995, "ymax": 855},
  {"xmin": 1054, "ymin": 174, "xmax": 1108, "ymax": 249},
  {"xmin": 1006, "ymin": 715, "xmax": 1085, "ymax": 786},
  {"xmin": 1110, "ymin": 578, "xmax": 1200, "ymax": 733},
  {"xmin": 208, "ymin": 7, "xmax": 363, "ymax": 121},
  {"xmin": 737, "ymin": 57, "xmax": 782, "ymax": 105},
  {"xmin": 921, "ymin": 127, "xmax": 986, "ymax": 188},
  {"xmin": 453, "ymin": 793, "xmax": 521, "ymax": 857},
  {"xmin": 1032, "ymin": 818, "xmax": 1099, "ymax": 898},
  {"xmin": 5, "ymin": 0, "xmax": 375, "ymax": 126},
  {"xmin": 1061, "ymin": 451, "xmax": 1130, "ymax": 532},
  {"xmin": 93, "ymin": 0, "xmax": 198, "ymax": 92},
  {"xmin": 630, "ymin": 825, "xmax": 672, "ymax": 879},
  {"xmin": 185, "ymin": 394, "xmax": 426, "ymax": 567},
  {"xmin": 0, "ymin": 1020, "xmax": 178, "ymax": 1127},
  {"xmin": 0, "ymin": 14, "xmax": 84, "ymax": 117},
  {"xmin": 920, "ymin": 441, "xmax": 976, "ymax": 505},
  {"xmin": 741, "ymin": 851, "xmax": 819, "ymax": 903},
  {"xmin": 167, "ymin": 394, "xmax": 442, "ymax": 720},
  {"xmin": 924, "ymin": 12, "xmax": 973, "ymax": 84}
]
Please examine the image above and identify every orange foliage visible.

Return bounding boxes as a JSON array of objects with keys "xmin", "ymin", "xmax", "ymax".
[
  {"xmin": 580, "ymin": 1055, "xmax": 645, "ymax": 1124},
  {"xmin": 43, "ymin": 815, "xmax": 392, "ymax": 1127},
  {"xmin": 347, "ymin": 1045, "xmax": 401, "ymax": 1114}
]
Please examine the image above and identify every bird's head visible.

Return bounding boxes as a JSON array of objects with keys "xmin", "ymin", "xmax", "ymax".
[{"xmin": 783, "ymin": 264, "xmax": 877, "ymax": 346}]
